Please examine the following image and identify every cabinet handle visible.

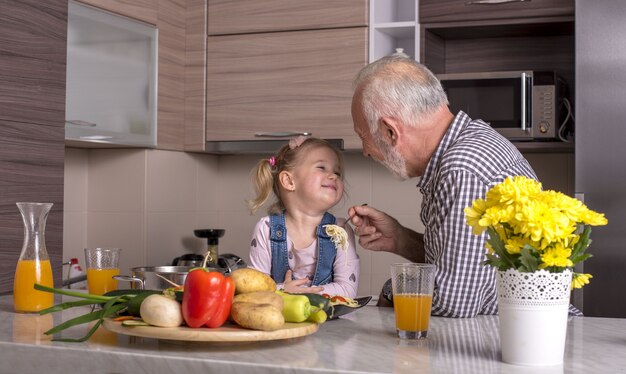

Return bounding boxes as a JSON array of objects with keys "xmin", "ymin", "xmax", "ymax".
[
  {"xmin": 465, "ymin": 0, "xmax": 531, "ymax": 5},
  {"xmin": 65, "ymin": 120, "xmax": 97, "ymax": 127},
  {"xmin": 254, "ymin": 131, "xmax": 312, "ymax": 138}
]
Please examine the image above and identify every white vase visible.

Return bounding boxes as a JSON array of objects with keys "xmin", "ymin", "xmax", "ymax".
[{"xmin": 496, "ymin": 268, "xmax": 572, "ymax": 366}]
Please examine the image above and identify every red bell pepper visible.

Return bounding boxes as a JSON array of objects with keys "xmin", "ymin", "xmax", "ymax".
[
  {"xmin": 205, "ymin": 276, "xmax": 235, "ymax": 328},
  {"xmin": 182, "ymin": 269, "xmax": 234, "ymax": 328}
]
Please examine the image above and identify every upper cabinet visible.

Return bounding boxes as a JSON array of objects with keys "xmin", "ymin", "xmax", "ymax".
[
  {"xmin": 65, "ymin": 1, "xmax": 158, "ymax": 147},
  {"xmin": 206, "ymin": 27, "xmax": 368, "ymax": 150},
  {"xmin": 208, "ymin": 0, "xmax": 367, "ymax": 35},
  {"xmin": 66, "ymin": 0, "xmax": 187, "ymax": 151},
  {"xmin": 204, "ymin": 1, "xmax": 368, "ymax": 152},
  {"xmin": 420, "ymin": 0, "xmax": 573, "ymax": 24}
]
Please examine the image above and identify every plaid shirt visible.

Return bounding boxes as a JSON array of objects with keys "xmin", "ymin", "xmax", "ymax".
[{"xmin": 417, "ymin": 111, "xmax": 537, "ymax": 317}]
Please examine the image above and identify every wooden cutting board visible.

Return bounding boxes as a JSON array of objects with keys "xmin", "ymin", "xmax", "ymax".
[{"xmin": 103, "ymin": 319, "xmax": 318, "ymax": 342}]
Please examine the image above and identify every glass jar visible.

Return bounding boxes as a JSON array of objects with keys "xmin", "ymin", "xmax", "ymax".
[{"xmin": 13, "ymin": 202, "xmax": 54, "ymax": 313}]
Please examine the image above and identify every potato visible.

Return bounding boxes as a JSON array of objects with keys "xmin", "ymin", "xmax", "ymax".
[
  {"xmin": 230, "ymin": 268, "xmax": 276, "ymax": 294},
  {"xmin": 233, "ymin": 290, "xmax": 284, "ymax": 311},
  {"xmin": 230, "ymin": 302, "xmax": 284, "ymax": 331}
]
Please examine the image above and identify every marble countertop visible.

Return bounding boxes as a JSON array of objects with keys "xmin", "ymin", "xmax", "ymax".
[{"xmin": 1, "ymin": 293, "xmax": 624, "ymax": 373}]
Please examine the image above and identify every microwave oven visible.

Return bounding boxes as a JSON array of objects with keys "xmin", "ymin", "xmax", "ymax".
[{"xmin": 438, "ymin": 71, "xmax": 566, "ymax": 141}]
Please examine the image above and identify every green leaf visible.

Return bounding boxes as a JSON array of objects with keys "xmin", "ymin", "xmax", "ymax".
[
  {"xmin": 571, "ymin": 225, "xmax": 592, "ymax": 259},
  {"xmin": 519, "ymin": 245, "xmax": 539, "ymax": 272},
  {"xmin": 571, "ymin": 252, "xmax": 592, "ymax": 265},
  {"xmin": 486, "ymin": 227, "xmax": 518, "ymax": 269}
]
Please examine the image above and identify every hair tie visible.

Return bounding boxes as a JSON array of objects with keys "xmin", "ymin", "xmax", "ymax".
[
  {"xmin": 289, "ymin": 136, "xmax": 307, "ymax": 150},
  {"xmin": 268, "ymin": 156, "xmax": 277, "ymax": 167}
]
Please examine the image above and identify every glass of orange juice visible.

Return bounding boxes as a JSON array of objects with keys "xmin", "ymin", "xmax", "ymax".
[
  {"xmin": 390, "ymin": 263, "xmax": 436, "ymax": 339},
  {"xmin": 84, "ymin": 248, "xmax": 121, "ymax": 295}
]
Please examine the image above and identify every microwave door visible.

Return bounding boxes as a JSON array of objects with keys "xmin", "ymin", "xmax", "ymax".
[{"xmin": 441, "ymin": 72, "xmax": 533, "ymax": 140}]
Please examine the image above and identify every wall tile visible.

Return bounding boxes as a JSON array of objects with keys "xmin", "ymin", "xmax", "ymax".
[
  {"xmin": 146, "ymin": 211, "xmax": 200, "ymax": 267},
  {"xmin": 216, "ymin": 155, "xmax": 261, "ymax": 212},
  {"xmin": 371, "ymin": 161, "xmax": 422, "ymax": 218},
  {"xmin": 88, "ymin": 149, "xmax": 146, "ymax": 212},
  {"xmin": 62, "ymin": 211, "xmax": 87, "ymax": 264},
  {"xmin": 146, "ymin": 149, "xmax": 197, "ymax": 212},
  {"xmin": 86, "ymin": 212, "xmax": 145, "ymax": 275},
  {"xmin": 217, "ymin": 210, "xmax": 267, "ymax": 264},
  {"xmin": 63, "ymin": 148, "xmax": 88, "ymax": 212},
  {"xmin": 192, "ymin": 153, "xmax": 219, "ymax": 212}
]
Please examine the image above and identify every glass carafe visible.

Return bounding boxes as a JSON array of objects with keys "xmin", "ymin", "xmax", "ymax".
[{"xmin": 13, "ymin": 202, "xmax": 54, "ymax": 313}]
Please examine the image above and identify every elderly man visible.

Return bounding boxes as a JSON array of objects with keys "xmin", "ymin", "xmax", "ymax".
[{"xmin": 348, "ymin": 56, "xmax": 538, "ymax": 317}]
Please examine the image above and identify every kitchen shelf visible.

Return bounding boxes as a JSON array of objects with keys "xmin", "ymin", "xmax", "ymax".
[
  {"xmin": 369, "ymin": 0, "xmax": 418, "ymax": 62},
  {"xmin": 513, "ymin": 141, "xmax": 574, "ymax": 153}
]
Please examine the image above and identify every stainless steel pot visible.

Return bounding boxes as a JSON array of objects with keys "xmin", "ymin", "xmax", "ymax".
[{"xmin": 114, "ymin": 266, "xmax": 223, "ymax": 290}]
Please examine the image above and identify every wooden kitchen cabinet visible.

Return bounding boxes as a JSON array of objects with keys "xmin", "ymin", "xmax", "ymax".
[
  {"xmin": 420, "ymin": 0, "xmax": 573, "ymax": 24},
  {"xmin": 420, "ymin": 2, "xmax": 575, "ymax": 89},
  {"xmin": 207, "ymin": 0, "xmax": 367, "ymax": 35},
  {"xmin": 0, "ymin": 0, "xmax": 66, "ymax": 293},
  {"xmin": 206, "ymin": 27, "xmax": 368, "ymax": 150},
  {"xmin": 75, "ymin": 0, "xmax": 157, "ymax": 25},
  {"xmin": 69, "ymin": 0, "xmax": 187, "ymax": 151}
]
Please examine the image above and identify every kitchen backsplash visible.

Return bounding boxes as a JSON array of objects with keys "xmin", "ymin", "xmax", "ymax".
[{"xmin": 64, "ymin": 148, "xmax": 573, "ymax": 297}]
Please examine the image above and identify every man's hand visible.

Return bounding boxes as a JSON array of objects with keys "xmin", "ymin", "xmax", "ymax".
[
  {"xmin": 347, "ymin": 204, "xmax": 402, "ymax": 252},
  {"xmin": 348, "ymin": 204, "xmax": 425, "ymax": 262}
]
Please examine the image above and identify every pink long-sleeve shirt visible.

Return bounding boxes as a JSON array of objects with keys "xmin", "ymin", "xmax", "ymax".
[{"xmin": 248, "ymin": 216, "xmax": 360, "ymax": 298}]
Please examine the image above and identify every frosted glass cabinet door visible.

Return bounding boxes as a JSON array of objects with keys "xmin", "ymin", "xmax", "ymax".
[{"xmin": 65, "ymin": 0, "xmax": 158, "ymax": 147}]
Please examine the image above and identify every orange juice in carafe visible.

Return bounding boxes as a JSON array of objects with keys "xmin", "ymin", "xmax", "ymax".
[
  {"xmin": 14, "ymin": 259, "xmax": 54, "ymax": 312},
  {"xmin": 13, "ymin": 202, "xmax": 55, "ymax": 313}
]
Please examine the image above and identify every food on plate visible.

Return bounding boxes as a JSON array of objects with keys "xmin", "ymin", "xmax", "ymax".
[
  {"xmin": 322, "ymin": 294, "xmax": 360, "ymax": 308},
  {"xmin": 139, "ymin": 294, "xmax": 183, "ymax": 327},
  {"xmin": 278, "ymin": 292, "xmax": 327, "ymax": 324},
  {"xmin": 233, "ymin": 290, "xmax": 284, "ymax": 311},
  {"xmin": 301, "ymin": 293, "xmax": 330, "ymax": 310},
  {"xmin": 230, "ymin": 268, "xmax": 276, "ymax": 294},
  {"xmin": 230, "ymin": 302, "xmax": 285, "ymax": 331},
  {"xmin": 182, "ymin": 268, "xmax": 235, "ymax": 328}
]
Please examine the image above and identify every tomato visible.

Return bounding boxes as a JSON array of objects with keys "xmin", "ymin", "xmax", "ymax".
[{"xmin": 330, "ymin": 295, "xmax": 347, "ymax": 303}]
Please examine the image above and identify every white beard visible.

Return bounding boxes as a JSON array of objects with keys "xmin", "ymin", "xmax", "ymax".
[{"xmin": 374, "ymin": 135, "xmax": 409, "ymax": 180}]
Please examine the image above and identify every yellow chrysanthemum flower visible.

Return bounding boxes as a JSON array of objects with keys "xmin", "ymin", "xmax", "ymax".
[
  {"xmin": 539, "ymin": 243, "xmax": 573, "ymax": 268},
  {"xmin": 572, "ymin": 273, "xmax": 593, "ymax": 289},
  {"xmin": 464, "ymin": 199, "xmax": 487, "ymax": 235}
]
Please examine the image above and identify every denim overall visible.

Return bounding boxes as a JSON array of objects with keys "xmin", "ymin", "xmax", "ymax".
[{"xmin": 269, "ymin": 212, "xmax": 337, "ymax": 285}]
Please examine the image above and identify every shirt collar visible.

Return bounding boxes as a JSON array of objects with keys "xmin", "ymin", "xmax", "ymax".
[{"xmin": 417, "ymin": 111, "xmax": 471, "ymax": 190}]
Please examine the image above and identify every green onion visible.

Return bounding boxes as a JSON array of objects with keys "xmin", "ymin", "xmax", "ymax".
[{"xmin": 34, "ymin": 283, "xmax": 153, "ymax": 342}]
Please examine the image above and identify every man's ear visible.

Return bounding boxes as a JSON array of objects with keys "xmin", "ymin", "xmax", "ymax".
[
  {"xmin": 279, "ymin": 171, "xmax": 295, "ymax": 191},
  {"xmin": 379, "ymin": 116, "xmax": 401, "ymax": 146}
]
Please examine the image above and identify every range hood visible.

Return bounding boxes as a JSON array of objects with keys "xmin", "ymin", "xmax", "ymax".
[{"xmin": 204, "ymin": 139, "xmax": 344, "ymax": 155}]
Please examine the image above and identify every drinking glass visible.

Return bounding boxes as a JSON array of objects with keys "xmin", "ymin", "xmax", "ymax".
[
  {"xmin": 390, "ymin": 263, "xmax": 436, "ymax": 339},
  {"xmin": 84, "ymin": 248, "xmax": 121, "ymax": 295}
]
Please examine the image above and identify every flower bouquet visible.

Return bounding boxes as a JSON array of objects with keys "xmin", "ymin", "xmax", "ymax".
[
  {"xmin": 464, "ymin": 175, "xmax": 607, "ymax": 287},
  {"xmin": 464, "ymin": 176, "xmax": 607, "ymax": 366}
]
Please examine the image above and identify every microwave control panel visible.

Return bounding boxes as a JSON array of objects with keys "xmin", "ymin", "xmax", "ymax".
[{"xmin": 532, "ymin": 85, "xmax": 557, "ymax": 138}]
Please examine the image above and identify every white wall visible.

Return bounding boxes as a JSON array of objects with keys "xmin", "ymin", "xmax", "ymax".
[{"xmin": 63, "ymin": 148, "xmax": 573, "ymax": 296}]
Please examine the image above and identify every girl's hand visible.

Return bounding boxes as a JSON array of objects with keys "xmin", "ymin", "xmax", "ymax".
[{"xmin": 283, "ymin": 270, "xmax": 324, "ymax": 294}]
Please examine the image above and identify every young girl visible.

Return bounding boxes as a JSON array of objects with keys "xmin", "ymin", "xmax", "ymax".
[{"xmin": 247, "ymin": 136, "xmax": 359, "ymax": 298}]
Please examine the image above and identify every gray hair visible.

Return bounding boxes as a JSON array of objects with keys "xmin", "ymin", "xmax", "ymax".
[{"xmin": 353, "ymin": 56, "xmax": 448, "ymax": 134}]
